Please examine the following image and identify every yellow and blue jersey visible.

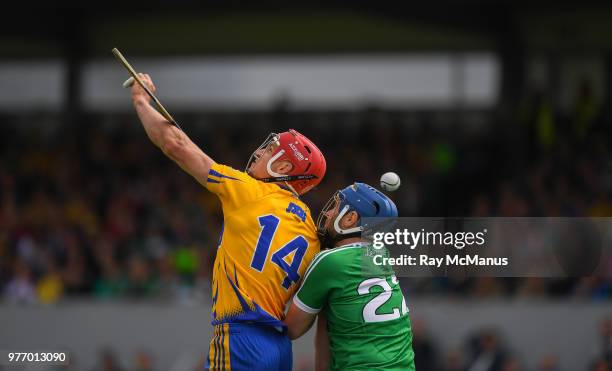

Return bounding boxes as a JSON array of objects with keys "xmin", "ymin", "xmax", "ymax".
[{"xmin": 205, "ymin": 163, "xmax": 320, "ymax": 328}]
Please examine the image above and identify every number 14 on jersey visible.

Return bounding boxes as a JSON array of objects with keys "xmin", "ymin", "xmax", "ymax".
[{"xmin": 250, "ymin": 215, "xmax": 308, "ymax": 289}]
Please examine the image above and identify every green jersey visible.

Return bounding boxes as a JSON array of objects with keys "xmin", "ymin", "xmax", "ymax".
[{"xmin": 295, "ymin": 243, "xmax": 415, "ymax": 371}]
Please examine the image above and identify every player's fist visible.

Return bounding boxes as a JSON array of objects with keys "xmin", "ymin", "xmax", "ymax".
[{"xmin": 131, "ymin": 73, "xmax": 156, "ymax": 105}]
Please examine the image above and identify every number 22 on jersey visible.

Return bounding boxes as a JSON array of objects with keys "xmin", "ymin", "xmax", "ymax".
[
  {"xmin": 250, "ymin": 214, "xmax": 308, "ymax": 290},
  {"xmin": 358, "ymin": 275, "xmax": 409, "ymax": 323}
]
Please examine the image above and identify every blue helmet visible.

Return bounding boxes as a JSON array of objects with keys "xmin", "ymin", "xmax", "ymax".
[{"xmin": 317, "ymin": 182, "xmax": 398, "ymax": 237}]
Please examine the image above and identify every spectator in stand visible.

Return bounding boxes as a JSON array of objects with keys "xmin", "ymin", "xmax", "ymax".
[
  {"xmin": 537, "ymin": 354, "xmax": 560, "ymax": 371},
  {"xmin": 4, "ymin": 258, "xmax": 36, "ymax": 304},
  {"xmin": 91, "ymin": 348, "xmax": 123, "ymax": 371},
  {"xmin": 411, "ymin": 317, "xmax": 439, "ymax": 371},
  {"xmin": 465, "ymin": 330, "xmax": 507, "ymax": 371}
]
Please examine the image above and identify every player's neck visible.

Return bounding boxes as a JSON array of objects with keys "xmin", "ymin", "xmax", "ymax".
[{"xmin": 335, "ymin": 237, "xmax": 367, "ymax": 248}]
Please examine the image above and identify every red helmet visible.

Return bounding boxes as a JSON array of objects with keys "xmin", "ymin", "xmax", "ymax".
[{"xmin": 247, "ymin": 129, "xmax": 326, "ymax": 195}]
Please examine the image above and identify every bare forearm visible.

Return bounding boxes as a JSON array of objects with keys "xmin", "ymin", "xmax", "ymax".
[
  {"xmin": 130, "ymin": 73, "xmax": 214, "ymax": 185},
  {"xmin": 133, "ymin": 98, "xmax": 176, "ymax": 149}
]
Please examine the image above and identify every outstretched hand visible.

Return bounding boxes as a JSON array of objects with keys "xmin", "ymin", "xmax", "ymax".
[{"xmin": 131, "ymin": 73, "xmax": 156, "ymax": 105}]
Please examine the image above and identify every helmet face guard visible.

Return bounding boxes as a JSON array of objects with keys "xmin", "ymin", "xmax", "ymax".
[
  {"xmin": 245, "ymin": 133, "xmax": 281, "ymax": 174},
  {"xmin": 316, "ymin": 190, "xmax": 363, "ymax": 249},
  {"xmin": 316, "ymin": 191, "xmax": 340, "ymax": 249},
  {"xmin": 317, "ymin": 188, "xmax": 364, "ymax": 237},
  {"xmin": 316, "ymin": 191, "xmax": 340, "ymax": 238}
]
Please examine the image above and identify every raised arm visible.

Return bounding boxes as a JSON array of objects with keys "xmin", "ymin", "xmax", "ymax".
[{"xmin": 131, "ymin": 73, "xmax": 215, "ymax": 186}]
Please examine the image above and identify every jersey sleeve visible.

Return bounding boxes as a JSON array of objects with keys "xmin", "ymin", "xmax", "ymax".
[
  {"xmin": 205, "ymin": 163, "xmax": 264, "ymax": 210},
  {"xmin": 294, "ymin": 251, "xmax": 337, "ymax": 314}
]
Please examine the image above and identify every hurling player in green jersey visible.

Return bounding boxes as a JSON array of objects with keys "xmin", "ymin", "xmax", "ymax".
[{"xmin": 284, "ymin": 183, "xmax": 415, "ymax": 371}]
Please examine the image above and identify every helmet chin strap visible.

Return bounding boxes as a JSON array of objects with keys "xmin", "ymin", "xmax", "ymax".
[
  {"xmin": 333, "ymin": 205, "xmax": 363, "ymax": 235},
  {"xmin": 266, "ymin": 150, "xmax": 286, "ymax": 177},
  {"xmin": 318, "ymin": 204, "xmax": 362, "ymax": 250},
  {"xmin": 262, "ymin": 149, "xmax": 301, "ymax": 195}
]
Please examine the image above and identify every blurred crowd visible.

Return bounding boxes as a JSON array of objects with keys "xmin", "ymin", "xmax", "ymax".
[
  {"xmin": 408, "ymin": 316, "xmax": 612, "ymax": 371},
  {"xmin": 0, "ymin": 113, "xmax": 220, "ymax": 305},
  {"xmin": 1, "ymin": 86, "xmax": 612, "ymax": 304},
  {"xmin": 12, "ymin": 317, "xmax": 609, "ymax": 371}
]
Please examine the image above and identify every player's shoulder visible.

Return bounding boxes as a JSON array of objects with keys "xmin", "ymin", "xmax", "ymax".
[
  {"xmin": 307, "ymin": 244, "xmax": 363, "ymax": 273},
  {"xmin": 208, "ymin": 163, "xmax": 276, "ymax": 195},
  {"xmin": 283, "ymin": 195, "xmax": 314, "ymax": 221},
  {"xmin": 260, "ymin": 185, "xmax": 315, "ymax": 219},
  {"xmin": 208, "ymin": 163, "xmax": 253, "ymax": 183},
  {"xmin": 210, "ymin": 164, "xmax": 303, "ymax": 197}
]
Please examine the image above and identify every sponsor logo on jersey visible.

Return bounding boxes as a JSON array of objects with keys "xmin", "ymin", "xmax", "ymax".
[{"xmin": 286, "ymin": 202, "xmax": 307, "ymax": 222}]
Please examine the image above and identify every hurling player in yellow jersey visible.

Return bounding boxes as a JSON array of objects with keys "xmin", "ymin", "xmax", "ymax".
[{"xmin": 131, "ymin": 74, "xmax": 326, "ymax": 370}]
